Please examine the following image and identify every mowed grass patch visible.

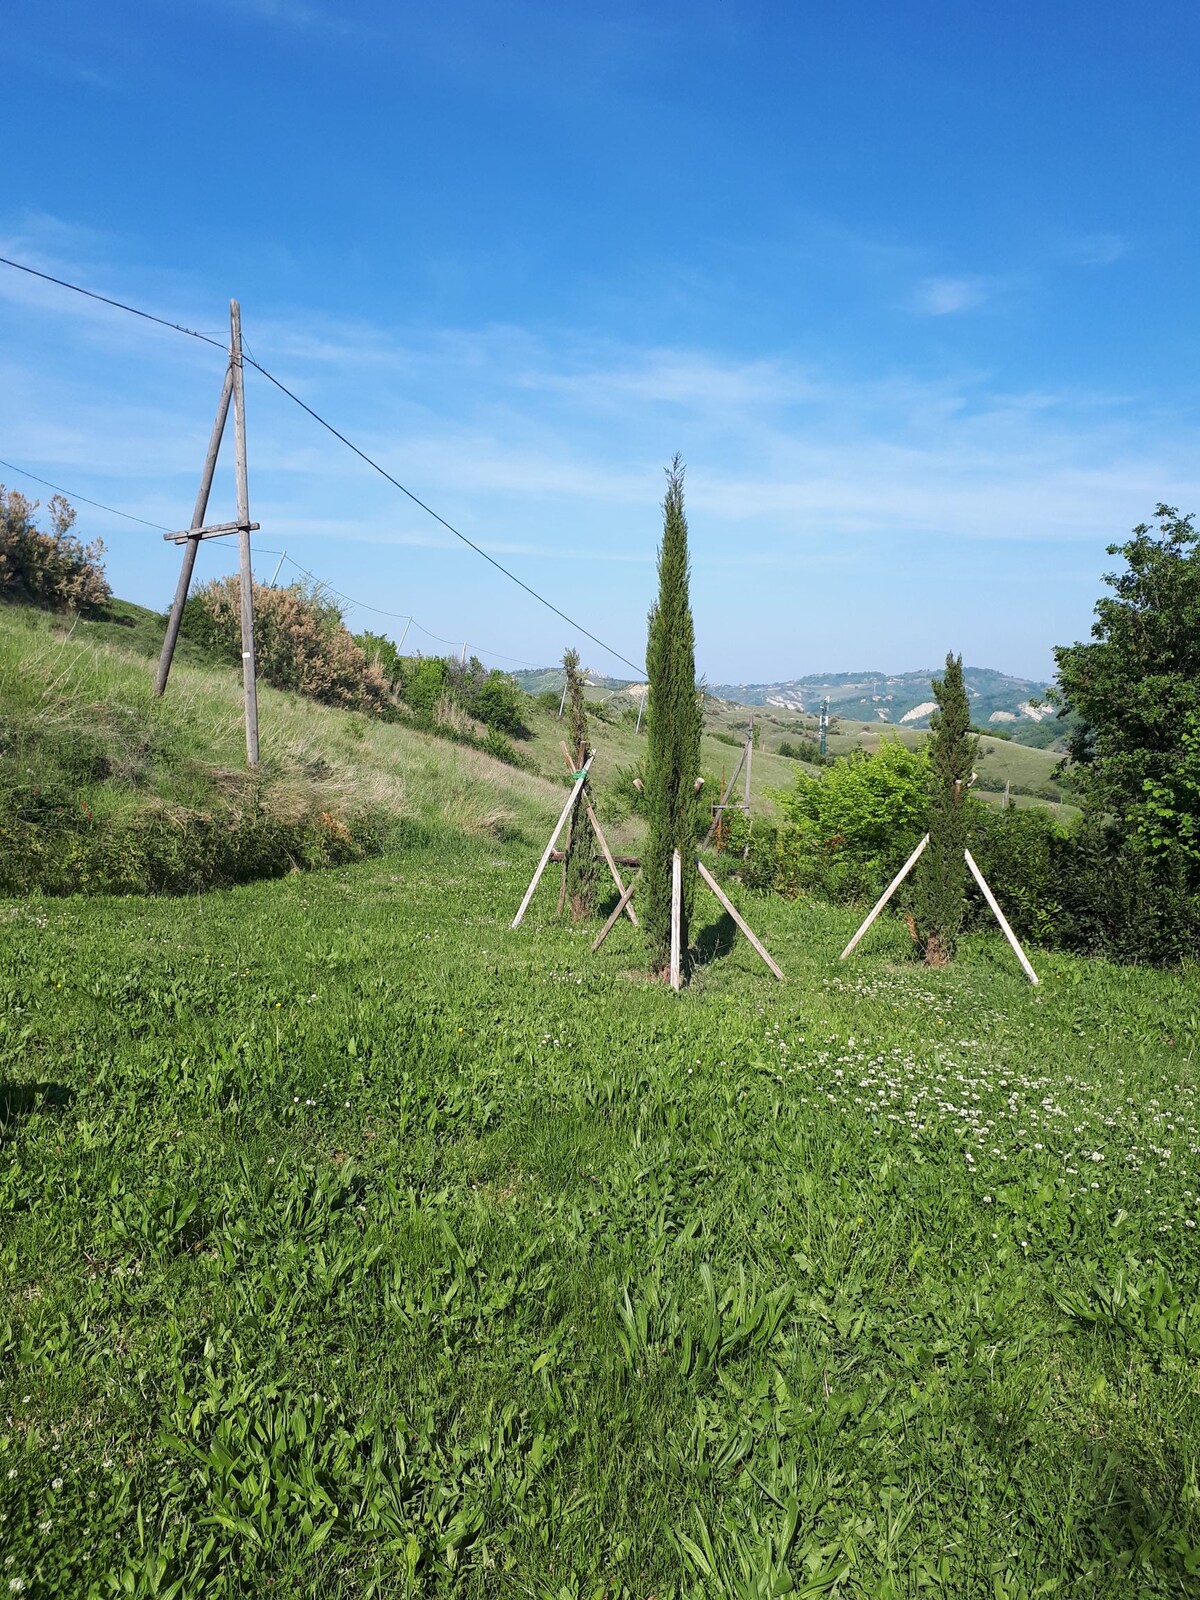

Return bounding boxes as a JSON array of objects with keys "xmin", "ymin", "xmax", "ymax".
[{"xmin": 2, "ymin": 841, "xmax": 1200, "ymax": 1596}]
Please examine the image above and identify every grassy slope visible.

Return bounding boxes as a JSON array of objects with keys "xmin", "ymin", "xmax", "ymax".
[
  {"xmin": 0, "ymin": 600, "xmax": 563, "ymax": 862},
  {"xmin": 1, "ymin": 600, "xmax": 1076, "ymax": 882},
  {"xmin": 3, "ymin": 833, "xmax": 1199, "ymax": 1596}
]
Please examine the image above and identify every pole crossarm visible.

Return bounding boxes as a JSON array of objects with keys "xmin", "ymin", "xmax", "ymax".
[{"xmin": 163, "ymin": 520, "xmax": 260, "ymax": 544}]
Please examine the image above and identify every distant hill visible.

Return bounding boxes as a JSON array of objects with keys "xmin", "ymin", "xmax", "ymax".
[
  {"xmin": 513, "ymin": 667, "xmax": 637, "ymax": 696},
  {"xmin": 707, "ymin": 667, "xmax": 1054, "ymax": 731},
  {"xmin": 514, "ymin": 663, "xmax": 1058, "ymax": 734}
]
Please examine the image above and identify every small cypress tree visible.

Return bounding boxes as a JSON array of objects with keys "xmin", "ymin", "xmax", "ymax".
[
  {"xmin": 644, "ymin": 456, "xmax": 702, "ymax": 976},
  {"xmin": 562, "ymin": 646, "xmax": 601, "ymax": 920},
  {"xmin": 913, "ymin": 652, "xmax": 976, "ymax": 966}
]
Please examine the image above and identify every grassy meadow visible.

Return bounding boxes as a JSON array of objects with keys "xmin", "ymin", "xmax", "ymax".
[{"xmin": 4, "ymin": 817, "xmax": 1200, "ymax": 1596}]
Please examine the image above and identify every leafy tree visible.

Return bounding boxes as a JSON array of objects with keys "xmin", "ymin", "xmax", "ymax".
[
  {"xmin": 913, "ymin": 653, "xmax": 976, "ymax": 966},
  {"xmin": 561, "ymin": 647, "xmax": 600, "ymax": 919},
  {"xmin": 643, "ymin": 457, "xmax": 702, "ymax": 976},
  {"xmin": 1053, "ymin": 505, "xmax": 1200, "ymax": 887}
]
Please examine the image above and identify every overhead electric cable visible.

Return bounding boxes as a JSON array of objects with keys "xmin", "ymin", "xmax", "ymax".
[
  {"xmin": 0, "ymin": 457, "xmax": 175, "ymax": 532},
  {"xmin": 0, "ymin": 449, "xmax": 544, "ymax": 669},
  {"xmin": 0, "ymin": 254, "xmax": 646, "ymax": 677},
  {"xmin": 0, "ymin": 256, "xmax": 227, "ymax": 351}
]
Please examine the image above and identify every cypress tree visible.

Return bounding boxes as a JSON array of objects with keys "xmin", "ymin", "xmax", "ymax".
[
  {"xmin": 913, "ymin": 652, "xmax": 976, "ymax": 966},
  {"xmin": 562, "ymin": 647, "xmax": 600, "ymax": 920},
  {"xmin": 644, "ymin": 456, "xmax": 702, "ymax": 976}
]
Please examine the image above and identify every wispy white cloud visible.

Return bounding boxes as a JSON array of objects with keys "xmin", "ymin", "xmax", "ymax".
[
  {"xmin": 1062, "ymin": 232, "xmax": 1126, "ymax": 266},
  {"xmin": 909, "ymin": 275, "xmax": 992, "ymax": 316},
  {"xmin": 195, "ymin": 0, "xmax": 372, "ymax": 37}
]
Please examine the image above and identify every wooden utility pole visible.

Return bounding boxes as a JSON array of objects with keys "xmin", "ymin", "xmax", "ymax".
[
  {"xmin": 153, "ymin": 366, "xmax": 234, "ymax": 698},
  {"xmin": 154, "ymin": 298, "xmax": 261, "ymax": 769},
  {"xmin": 230, "ymin": 300, "xmax": 259, "ymax": 767}
]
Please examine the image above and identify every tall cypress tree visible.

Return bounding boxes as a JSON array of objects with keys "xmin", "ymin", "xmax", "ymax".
[
  {"xmin": 644, "ymin": 456, "xmax": 702, "ymax": 975},
  {"xmin": 562, "ymin": 647, "xmax": 600, "ymax": 920},
  {"xmin": 913, "ymin": 652, "xmax": 976, "ymax": 966}
]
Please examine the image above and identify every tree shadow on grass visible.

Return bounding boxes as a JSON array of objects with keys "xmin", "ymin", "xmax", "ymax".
[
  {"xmin": 692, "ymin": 911, "xmax": 738, "ymax": 969},
  {"xmin": 0, "ymin": 1082, "xmax": 75, "ymax": 1128}
]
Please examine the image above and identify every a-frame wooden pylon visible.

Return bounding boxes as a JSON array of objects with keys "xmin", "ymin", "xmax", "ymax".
[{"xmin": 153, "ymin": 299, "xmax": 261, "ymax": 768}]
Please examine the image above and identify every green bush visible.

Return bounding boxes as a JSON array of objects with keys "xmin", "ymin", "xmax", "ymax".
[
  {"xmin": 0, "ymin": 488, "xmax": 110, "ymax": 612},
  {"xmin": 184, "ymin": 579, "xmax": 388, "ymax": 712},
  {"xmin": 0, "ymin": 790, "xmax": 389, "ymax": 898},
  {"xmin": 401, "ymin": 655, "xmax": 451, "ymax": 716},
  {"xmin": 770, "ymin": 737, "xmax": 931, "ymax": 902},
  {"xmin": 471, "ymin": 670, "xmax": 525, "ymax": 735}
]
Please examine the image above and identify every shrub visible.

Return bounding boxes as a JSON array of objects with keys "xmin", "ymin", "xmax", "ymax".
[
  {"xmin": 0, "ymin": 488, "xmax": 110, "ymax": 612},
  {"xmin": 355, "ymin": 630, "xmax": 406, "ymax": 689},
  {"xmin": 401, "ymin": 655, "xmax": 451, "ymax": 716},
  {"xmin": 472, "ymin": 669, "xmax": 525, "ymax": 735},
  {"xmin": 771, "ymin": 737, "xmax": 931, "ymax": 902},
  {"xmin": 185, "ymin": 579, "xmax": 388, "ymax": 712}
]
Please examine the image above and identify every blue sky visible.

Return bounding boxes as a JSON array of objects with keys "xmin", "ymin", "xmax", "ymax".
[{"xmin": 3, "ymin": 0, "xmax": 1199, "ymax": 683}]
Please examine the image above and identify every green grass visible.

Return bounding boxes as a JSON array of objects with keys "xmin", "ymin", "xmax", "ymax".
[
  {"xmin": 4, "ymin": 830, "xmax": 1200, "ymax": 1596},
  {"xmin": 0, "ymin": 601, "xmax": 565, "ymax": 893}
]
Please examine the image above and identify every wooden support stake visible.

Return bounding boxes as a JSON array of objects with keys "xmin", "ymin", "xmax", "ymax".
[
  {"xmin": 696, "ymin": 859, "xmax": 784, "ymax": 981},
  {"xmin": 557, "ymin": 740, "xmax": 638, "ymax": 927},
  {"xmin": 591, "ymin": 874, "xmax": 639, "ymax": 951},
  {"xmin": 840, "ymin": 834, "xmax": 929, "ymax": 960},
  {"xmin": 511, "ymin": 754, "xmax": 595, "ymax": 928},
  {"xmin": 964, "ymin": 848, "xmax": 1040, "ymax": 986},
  {"xmin": 585, "ymin": 800, "xmax": 639, "ymax": 927},
  {"xmin": 154, "ymin": 362, "xmax": 234, "ymax": 697},
  {"xmin": 670, "ymin": 848, "xmax": 683, "ymax": 991},
  {"xmin": 230, "ymin": 299, "xmax": 259, "ymax": 768}
]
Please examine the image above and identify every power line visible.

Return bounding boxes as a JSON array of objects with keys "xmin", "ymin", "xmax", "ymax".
[
  {"xmin": 0, "ymin": 256, "xmax": 227, "ymax": 352},
  {"xmin": 0, "ymin": 254, "xmax": 647, "ymax": 677},
  {"xmin": 0, "ymin": 456, "xmax": 174, "ymax": 532},
  {"xmin": 0, "ymin": 452, "xmax": 545, "ymax": 670}
]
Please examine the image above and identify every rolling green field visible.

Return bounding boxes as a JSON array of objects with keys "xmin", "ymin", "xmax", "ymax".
[{"xmin": 4, "ymin": 823, "xmax": 1200, "ymax": 1596}]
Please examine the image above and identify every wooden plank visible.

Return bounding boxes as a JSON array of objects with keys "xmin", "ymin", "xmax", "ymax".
[
  {"xmin": 964, "ymin": 848, "xmax": 1040, "ymax": 986},
  {"xmin": 162, "ymin": 520, "xmax": 260, "ymax": 543},
  {"xmin": 230, "ymin": 299, "xmax": 260, "ymax": 768},
  {"xmin": 670, "ymin": 848, "xmax": 683, "ymax": 990},
  {"xmin": 591, "ymin": 875, "xmax": 638, "ymax": 951},
  {"xmin": 550, "ymin": 847, "xmax": 638, "ymax": 868},
  {"xmin": 696, "ymin": 859, "xmax": 784, "ymax": 981},
  {"xmin": 839, "ymin": 834, "xmax": 929, "ymax": 960},
  {"xmin": 153, "ymin": 362, "xmax": 233, "ymax": 697},
  {"xmin": 511, "ymin": 754, "xmax": 594, "ymax": 928}
]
